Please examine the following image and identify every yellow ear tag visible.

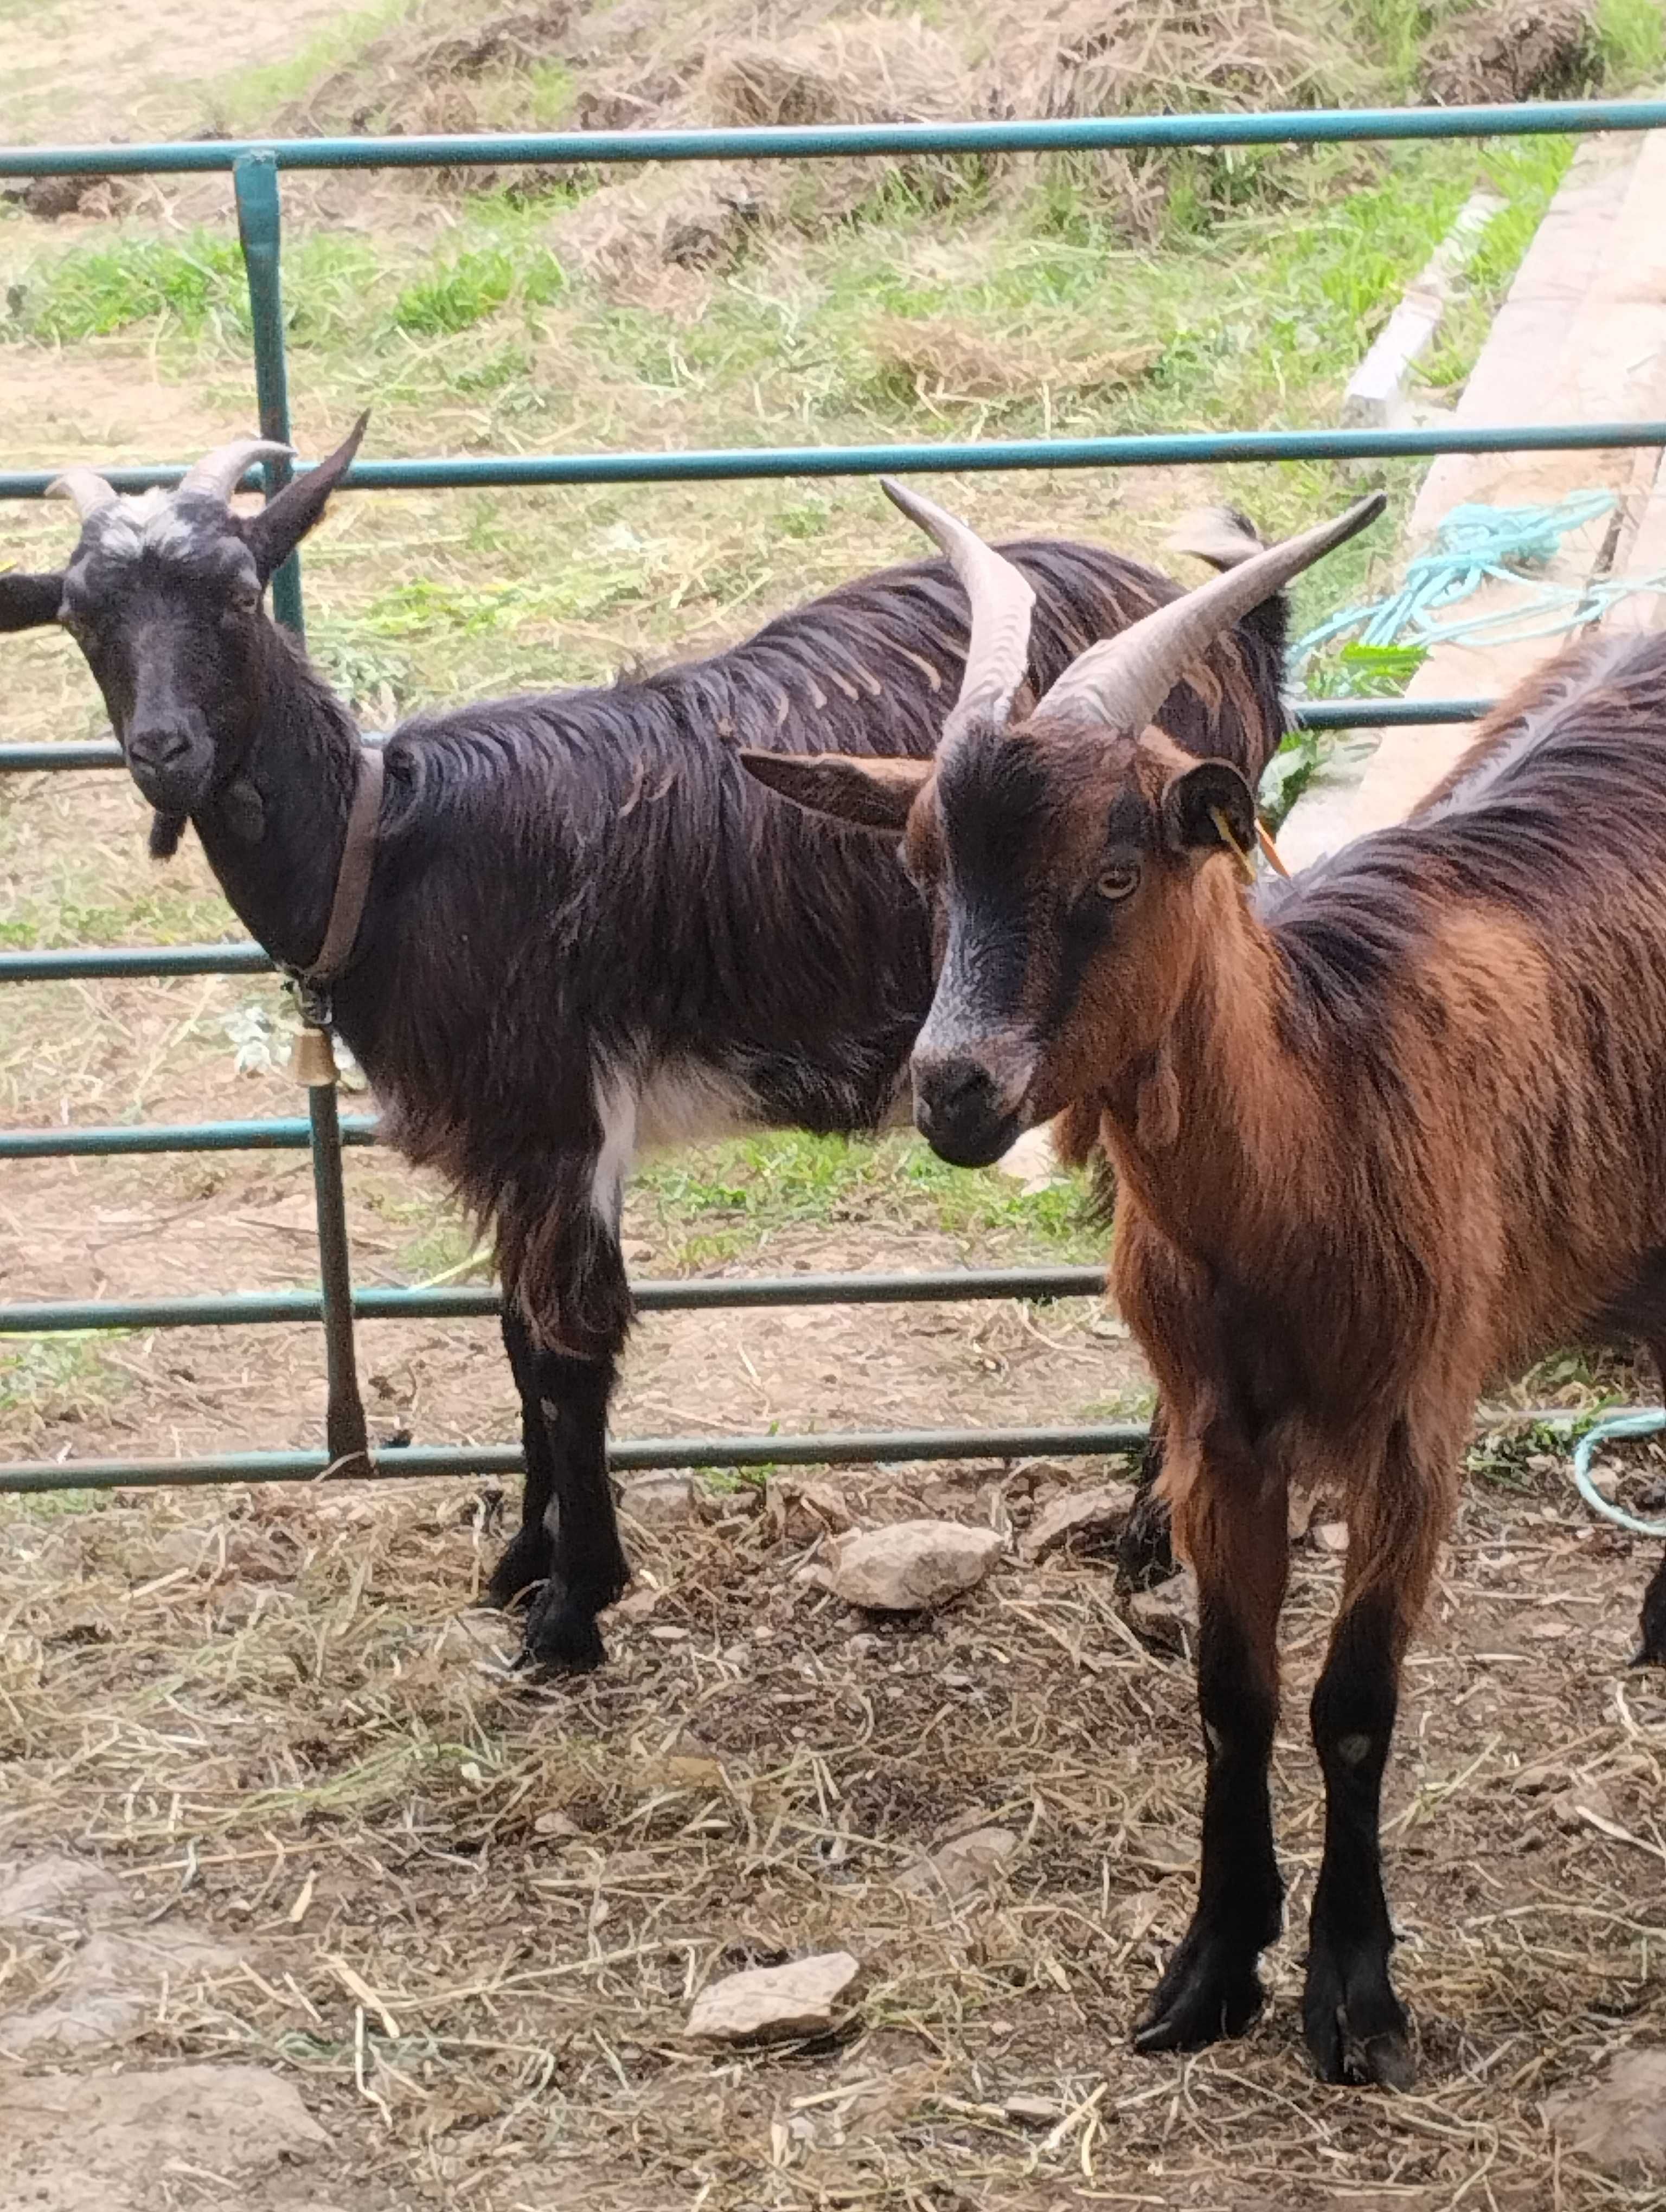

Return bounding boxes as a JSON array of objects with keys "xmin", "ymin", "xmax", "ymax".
[
  {"xmin": 1209, "ymin": 806, "xmax": 1259, "ymax": 887},
  {"xmin": 1255, "ymin": 819, "xmax": 1291, "ymax": 879}
]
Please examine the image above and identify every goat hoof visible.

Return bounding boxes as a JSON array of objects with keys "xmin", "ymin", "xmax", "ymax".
[
  {"xmin": 1117, "ymin": 1496, "xmax": 1177, "ymax": 1592},
  {"xmin": 1302, "ymin": 1943, "xmax": 1414, "ymax": 2088},
  {"xmin": 522, "ymin": 1586, "xmax": 609, "ymax": 1674},
  {"xmin": 488, "ymin": 1527, "xmax": 554, "ymax": 1612},
  {"xmin": 1133, "ymin": 1931, "xmax": 1265, "ymax": 2053}
]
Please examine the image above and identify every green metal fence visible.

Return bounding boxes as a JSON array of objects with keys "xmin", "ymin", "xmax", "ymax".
[{"xmin": 4, "ymin": 98, "xmax": 1664, "ymax": 1495}]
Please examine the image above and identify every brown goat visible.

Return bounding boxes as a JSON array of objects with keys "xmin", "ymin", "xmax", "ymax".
[{"xmin": 744, "ymin": 483, "xmax": 1666, "ymax": 2088}]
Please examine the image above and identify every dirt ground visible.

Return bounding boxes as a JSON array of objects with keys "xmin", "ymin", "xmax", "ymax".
[{"xmin": 3, "ymin": 4, "xmax": 1666, "ymax": 2208}]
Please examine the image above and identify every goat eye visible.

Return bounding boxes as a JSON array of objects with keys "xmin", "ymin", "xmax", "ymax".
[{"xmin": 1097, "ymin": 864, "xmax": 1140, "ymax": 902}]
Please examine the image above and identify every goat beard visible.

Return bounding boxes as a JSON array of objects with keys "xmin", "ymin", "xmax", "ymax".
[
  {"xmin": 1135, "ymin": 1052, "xmax": 1181, "ymax": 1152},
  {"xmin": 149, "ymin": 810, "xmax": 187, "ymax": 860}
]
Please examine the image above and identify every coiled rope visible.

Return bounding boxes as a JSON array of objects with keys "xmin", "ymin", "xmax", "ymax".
[
  {"xmin": 1571, "ymin": 1409, "xmax": 1666, "ymax": 1540},
  {"xmin": 1292, "ymin": 491, "xmax": 1666, "ymax": 669}
]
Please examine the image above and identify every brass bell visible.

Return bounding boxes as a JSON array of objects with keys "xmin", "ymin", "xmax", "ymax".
[{"xmin": 291, "ymin": 1026, "xmax": 339, "ymax": 1088}]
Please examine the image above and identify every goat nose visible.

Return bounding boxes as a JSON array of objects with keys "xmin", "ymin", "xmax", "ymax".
[
  {"xmin": 127, "ymin": 723, "xmax": 195, "ymax": 769},
  {"xmin": 918, "ymin": 1057, "xmax": 994, "ymax": 1120},
  {"xmin": 913, "ymin": 1054, "xmax": 1019, "ymax": 1170}
]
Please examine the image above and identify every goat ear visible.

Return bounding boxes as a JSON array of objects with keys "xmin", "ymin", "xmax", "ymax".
[
  {"xmin": 242, "ymin": 414, "xmax": 368, "ymax": 584},
  {"xmin": 0, "ymin": 571, "xmax": 66, "ymax": 632},
  {"xmin": 740, "ymin": 750, "xmax": 931, "ymax": 834},
  {"xmin": 1161, "ymin": 760, "xmax": 1257, "ymax": 862}
]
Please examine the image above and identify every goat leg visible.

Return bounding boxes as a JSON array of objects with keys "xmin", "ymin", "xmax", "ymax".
[
  {"xmin": 1118, "ymin": 1400, "xmax": 1177, "ymax": 1590},
  {"xmin": 1635, "ymin": 1554, "xmax": 1666, "ymax": 1667},
  {"xmin": 518, "ymin": 1345, "xmax": 631, "ymax": 1673},
  {"xmin": 1134, "ymin": 1446, "xmax": 1286, "ymax": 2055},
  {"xmin": 1301, "ymin": 1440, "xmax": 1447, "ymax": 2091},
  {"xmin": 489, "ymin": 1304, "xmax": 561, "ymax": 1610}
]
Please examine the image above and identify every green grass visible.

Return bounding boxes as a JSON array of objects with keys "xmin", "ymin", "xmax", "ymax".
[
  {"xmin": 200, "ymin": 0, "xmax": 421, "ymax": 133},
  {"xmin": 632, "ymin": 1132, "xmax": 1101, "ymax": 1268},
  {"xmin": 0, "ymin": 1337, "xmax": 128, "ymax": 1422},
  {"xmin": 1595, "ymin": 0, "xmax": 1665, "ymax": 82},
  {"xmin": 1419, "ymin": 136, "xmax": 1577, "ymax": 395},
  {"xmin": 0, "ymin": 879, "xmax": 234, "ymax": 952},
  {"xmin": 392, "ymin": 243, "xmax": 565, "ymax": 336}
]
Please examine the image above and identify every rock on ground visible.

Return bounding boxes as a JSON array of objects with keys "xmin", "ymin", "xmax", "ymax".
[
  {"xmin": 0, "ymin": 1853, "xmax": 242, "ymax": 2057},
  {"xmin": 1545, "ymin": 2049, "xmax": 1666, "ymax": 2177},
  {"xmin": 685, "ymin": 1951, "xmax": 860, "ymax": 2044},
  {"xmin": 3, "ymin": 2065, "xmax": 330, "ymax": 2212},
  {"xmin": 2, "ymin": 1926, "xmax": 241, "ymax": 2053},
  {"xmin": 899, "ymin": 1825, "xmax": 1019, "ymax": 1898},
  {"xmin": 1020, "ymin": 1482, "xmax": 1135, "ymax": 1561},
  {"xmin": 1126, "ymin": 1568, "xmax": 1198, "ymax": 1656},
  {"xmin": 618, "ymin": 1470, "xmax": 697, "ymax": 1528},
  {"xmin": 829, "ymin": 1520, "xmax": 1002, "ymax": 1612}
]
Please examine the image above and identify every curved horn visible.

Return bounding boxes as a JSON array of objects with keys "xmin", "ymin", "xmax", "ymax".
[
  {"xmin": 46, "ymin": 466, "xmax": 120, "ymax": 523},
  {"xmin": 177, "ymin": 437, "xmax": 295, "ymax": 506},
  {"xmin": 881, "ymin": 478, "xmax": 1035, "ymax": 730},
  {"xmin": 1035, "ymin": 491, "xmax": 1388, "ymax": 735}
]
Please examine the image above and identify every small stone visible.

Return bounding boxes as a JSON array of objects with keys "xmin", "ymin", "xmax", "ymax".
[
  {"xmin": 3, "ymin": 1926, "xmax": 241, "ymax": 2053},
  {"xmin": 533, "ymin": 1810, "xmax": 581, "ymax": 1839},
  {"xmin": 1005, "ymin": 2093, "xmax": 1061, "ymax": 2124},
  {"xmin": 1545, "ymin": 2051, "xmax": 1666, "ymax": 2176},
  {"xmin": 612, "ymin": 1586, "xmax": 662, "ymax": 1623},
  {"xmin": 1313, "ymin": 1519, "xmax": 1350, "ymax": 1554},
  {"xmin": 619, "ymin": 1472, "xmax": 696, "ymax": 1528},
  {"xmin": 1111, "ymin": 1890, "xmax": 1165, "ymax": 1939},
  {"xmin": 684, "ymin": 1951, "xmax": 860, "ymax": 2044},
  {"xmin": 1126, "ymin": 1568, "xmax": 1197, "ymax": 1656},
  {"xmin": 647, "ymin": 1623, "xmax": 690, "ymax": 1643},
  {"xmin": 1551, "ymin": 1778, "xmax": 1618, "ymax": 1832},
  {"xmin": 899, "ymin": 1825, "xmax": 1019, "ymax": 1898},
  {"xmin": 0, "ymin": 1855, "xmax": 123, "ymax": 1925},
  {"xmin": 770, "ymin": 1476, "xmax": 855, "ymax": 1539},
  {"xmin": 1127, "ymin": 1829, "xmax": 1196, "ymax": 1877},
  {"xmin": 829, "ymin": 1520, "xmax": 1003, "ymax": 1613},
  {"xmin": 1020, "ymin": 1482, "xmax": 1136, "ymax": 1561}
]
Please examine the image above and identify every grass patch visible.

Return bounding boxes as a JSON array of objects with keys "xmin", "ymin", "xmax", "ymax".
[
  {"xmin": 1419, "ymin": 136, "xmax": 1577, "ymax": 396},
  {"xmin": 392, "ymin": 243, "xmax": 565, "ymax": 337},
  {"xmin": 0, "ymin": 1337, "xmax": 127, "ymax": 1423},
  {"xmin": 632, "ymin": 1132, "xmax": 1100, "ymax": 1269}
]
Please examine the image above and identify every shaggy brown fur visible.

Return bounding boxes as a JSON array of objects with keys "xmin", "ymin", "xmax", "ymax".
[{"xmin": 764, "ymin": 622, "xmax": 1666, "ymax": 2085}]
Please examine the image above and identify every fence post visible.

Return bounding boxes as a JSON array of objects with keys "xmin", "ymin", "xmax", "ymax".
[
  {"xmin": 234, "ymin": 149, "xmax": 369, "ymax": 1469},
  {"xmin": 233, "ymin": 150, "xmax": 304, "ymax": 637}
]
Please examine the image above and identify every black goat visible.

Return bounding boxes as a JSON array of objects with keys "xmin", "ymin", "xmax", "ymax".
[{"xmin": 1, "ymin": 421, "xmax": 1290, "ymax": 1668}]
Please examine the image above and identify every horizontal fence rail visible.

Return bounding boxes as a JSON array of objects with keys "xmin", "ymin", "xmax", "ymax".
[
  {"xmin": 2, "ymin": 98, "xmax": 1655, "ymax": 1501},
  {"xmin": 0, "ymin": 1425, "xmax": 1152, "ymax": 1495},
  {"xmin": 6, "ymin": 421, "xmax": 1666, "ymax": 501},
  {"xmin": 0, "ymin": 1266, "xmax": 1110, "ymax": 1334},
  {"xmin": 0, "ymin": 702, "xmax": 1499, "ymax": 780},
  {"xmin": 2, "ymin": 96, "xmax": 1664, "ymax": 175}
]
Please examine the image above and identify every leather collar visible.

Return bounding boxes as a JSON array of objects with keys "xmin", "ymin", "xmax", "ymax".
[{"xmin": 299, "ymin": 744, "xmax": 385, "ymax": 988}]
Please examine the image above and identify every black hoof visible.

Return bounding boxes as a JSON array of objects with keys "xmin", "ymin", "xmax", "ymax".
[
  {"xmin": 1302, "ymin": 1938, "xmax": 1414, "ymax": 2088},
  {"xmin": 1633, "ymin": 1571, "xmax": 1666, "ymax": 1667},
  {"xmin": 1118, "ymin": 1492, "xmax": 1177, "ymax": 1591},
  {"xmin": 521, "ymin": 1577, "xmax": 620, "ymax": 1674},
  {"xmin": 488, "ymin": 1524, "xmax": 554, "ymax": 1612},
  {"xmin": 1133, "ymin": 1928, "xmax": 1266, "ymax": 2054}
]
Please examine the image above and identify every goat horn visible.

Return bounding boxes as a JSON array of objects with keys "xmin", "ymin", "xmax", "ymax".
[
  {"xmin": 177, "ymin": 437, "xmax": 295, "ymax": 506},
  {"xmin": 46, "ymin": 466, "xmax": 120, "ymax": 522},
  {"xmin": 1034, "ymin": 492, "xmax": 1388, "ymax": 736},
  {"xmin": 881, "ymin": 478, "xmax": 1035, "ymax": 731}
]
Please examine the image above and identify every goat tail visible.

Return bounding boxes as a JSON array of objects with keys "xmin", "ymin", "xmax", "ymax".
[{"xmin": 1163, "ymin": 505, "xmax": 1267, "ymax": 575}]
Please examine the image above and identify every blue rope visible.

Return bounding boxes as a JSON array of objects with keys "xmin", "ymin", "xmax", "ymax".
[
  {"xmin": 1292, "ymin": 491, "xmax": 1666, "ymax": 669},
  {"xmin": 1571, "ymin": 1408, "xmax": 1666, "ymax": 1539}
]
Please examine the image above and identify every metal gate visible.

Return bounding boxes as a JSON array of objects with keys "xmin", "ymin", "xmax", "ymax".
[{"xmin": 3, "ymin": 97, "xmax": 1663, "ymax": 1495}]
